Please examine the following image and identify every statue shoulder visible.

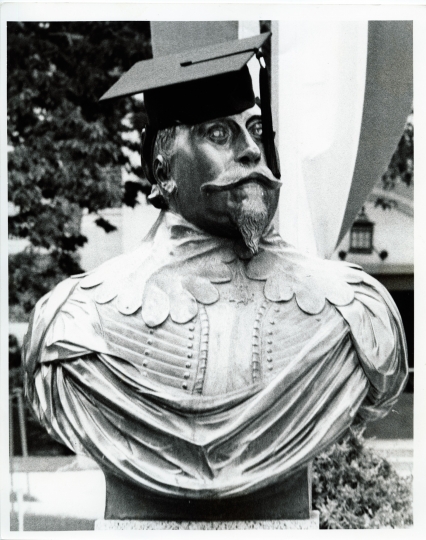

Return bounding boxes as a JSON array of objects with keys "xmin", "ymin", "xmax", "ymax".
[
  {"xmin": 247, "ymin": 245, "xmax": 407, "ymax": 374},
  {"xmin": 246, "ymin": 246, "xmax": 367, "ymax": 315},
  {"xmin": 331, "ymin": 262, "xmax": 406, "ymax": 345},
  {"xmin": 22, "ymin": 277, "xmax": 80, "ymax": 379},
  {"xmin": 75, "ymin": 246, "xmax": 223, "ymax": 327},
  {"xmin": 330, "ymin": 263, "xmax": 409, "ymax": 411},
  {"xmin": 22, "ymin": 265, "xmax": 115, "ymax": 379},
  {"xmin": 268, "ymin": 251, "xmax": 409, "ymax": 417}
]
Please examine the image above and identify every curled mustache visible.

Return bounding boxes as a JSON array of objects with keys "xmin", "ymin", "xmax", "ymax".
[{"xmin": 200, "ymin": 167, "xmax": 282, "ymax": 193}]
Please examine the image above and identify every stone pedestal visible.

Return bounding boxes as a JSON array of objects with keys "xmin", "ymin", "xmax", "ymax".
[
  {"xmin": 98, "ymin": 466, "xmax": 319, "ymax": 529},
  {"xmin": 95, "ymin": 511, "xmax": 320, "ymax": 529},
  {"xmin": 104, "ymin": 466, "xmax": 312, "ymax": 521}
]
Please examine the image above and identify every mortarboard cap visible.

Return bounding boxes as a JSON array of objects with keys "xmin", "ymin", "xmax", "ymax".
[{"xmin": 100, "ymin": 31, "xmax": 280, "ymax": 182}]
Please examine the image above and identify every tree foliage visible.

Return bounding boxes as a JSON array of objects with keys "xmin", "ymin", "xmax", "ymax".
[
  {"xmin": 8, "ymin": 22, "xmax": 153, "ymax": 239},
  {"xmin": 8, "ymin": 22, "xmax": 152, "ymax": 318},
  {"xmin": 376, "ymin": 114, "xmax": 413, "ymax": 210},
  {"xmin": 382, "ymin": 115, "xmax": 413, "ymax": 190},
  {"xmin": 9, "ymin": 249, "xmax": 80, "ymax": 321}
]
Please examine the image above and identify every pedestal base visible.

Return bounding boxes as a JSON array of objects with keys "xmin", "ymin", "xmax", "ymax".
[
  {"xmin": 104, "ymin": 466, "xmax": 312, "ymax": 520},
  {"xmin": 95, "ymin": 512, "xmax": 320, "ymax": 530}
]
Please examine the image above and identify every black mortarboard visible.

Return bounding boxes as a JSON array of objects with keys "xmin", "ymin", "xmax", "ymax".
[{"xmin": 100, "ymin": 32, "xmax": 280, "ymax": 182}]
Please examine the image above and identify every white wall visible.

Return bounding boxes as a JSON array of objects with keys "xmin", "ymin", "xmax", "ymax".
[
  {"xmin": 79, "ymin": 197, "xmax": 159, "ymax": 272},
  {"xmin": 331, "ymin": 190, "xmax": 413, "ymax": 276}
]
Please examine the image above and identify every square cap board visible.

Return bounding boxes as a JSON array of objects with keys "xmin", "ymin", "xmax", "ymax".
[{"xmin": 100, "ymin": 32, "xmax": 271, "ymax": 101}]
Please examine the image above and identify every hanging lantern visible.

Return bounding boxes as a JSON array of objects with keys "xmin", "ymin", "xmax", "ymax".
[{"xmin": 349, "ymin": 207, "xmax": 374, "ymax": 254}]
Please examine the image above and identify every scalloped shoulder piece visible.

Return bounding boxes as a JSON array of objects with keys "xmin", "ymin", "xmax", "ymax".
[
  {"xmin": 70, "ymin": 272, "xmax": 89, "ymax": 279},
  {"xmin": 263, "ymin": 274, "xmax": 294, "ymax": 302},
  {"xmin": 341, "ymin": 264, "xmax": 365, "ymax": 284},
  {"xmin": 138, "ymin": 273, "xmax": 198, "ymax": 327},
  {"xmin": 141, "ymin": 283, "xmax": 170, "ymax": 327},
  {"xmin": 74, "ymin": 218, "xmax": 368, "ymax": 321},
  {"xmin": 79, "ymin": 262, "xmax": 223, "ymax": 327},
  {"xmin": 169, "ymin": 289, "xmax": 198, "ymax": 324},
  {"xmin": 74, "ymin": 211, "xmax": 240, "ymax": 325},
  {"xmin": 79, "ymin": 270, "xmax": 105, "ymax": 289},
  {"xmin": 94, "ymin": 280, "xmax": 118, "ymax": 305},
  {"xmin": 116, "ymin": 271, "xmax": 146, "ymax": 316},
  {"xmin": 191, "ymin": 250, "xmax": 235, "ymax": 283},
  {"xmin": 198, "ymin": 264, "xmax": 233, "ymax": 284},
  {"xmin": 247, "ymin": 250, "xmax": 366, "ymax": 316},
  {"xmin": 244, "ymin": 250, "xmax": 277, "ymax": 280},
  {"xmin": 181, "ymin": 275, "xmax": 220, "ymax": 304},
  {"xmin": 79, "ymin": 247, "xmax": 151, "ymax": 291}
]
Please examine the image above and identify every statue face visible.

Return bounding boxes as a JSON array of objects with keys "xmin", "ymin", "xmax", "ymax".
[{"xmin": 160, "ymin": 106, "xmax": 281, "ymax": 253}]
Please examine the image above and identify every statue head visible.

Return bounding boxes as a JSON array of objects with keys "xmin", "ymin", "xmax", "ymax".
[
  {"xmin": 150, "ymin": 105, "xmax": 281, "ymax": 254},
  {"xmin": 100, "ymin": 33, "xmax": 280, "ymax": 254}
]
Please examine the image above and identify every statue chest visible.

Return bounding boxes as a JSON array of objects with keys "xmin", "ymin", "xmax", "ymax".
[
  {"xmin": 98, "ymin": 277, "xmax": 340, "ymax": 396},
  {"xmin": 201, "ymin": 286, "xmax": 264, "ymax": 395}
]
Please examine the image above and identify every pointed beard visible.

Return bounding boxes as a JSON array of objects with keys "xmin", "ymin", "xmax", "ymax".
[{"xmin": 233, "ymin": 197, "xmax": 269, "ymax": 256}]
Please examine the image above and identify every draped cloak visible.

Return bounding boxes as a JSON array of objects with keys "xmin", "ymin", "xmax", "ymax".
[{"xmin": 22, "ymin": 211, "xmax": 408, "ymax": 499}]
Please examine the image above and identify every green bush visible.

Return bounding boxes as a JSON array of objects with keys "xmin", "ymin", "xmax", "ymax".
[{"xmin": 313, "ymin": 427, "xmax": 413, "ymax": 529}]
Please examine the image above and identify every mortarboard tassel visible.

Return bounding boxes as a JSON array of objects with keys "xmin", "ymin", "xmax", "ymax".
[{"xmin": 257, "ymin": 51, "xmax": 281, "ymax": 179}]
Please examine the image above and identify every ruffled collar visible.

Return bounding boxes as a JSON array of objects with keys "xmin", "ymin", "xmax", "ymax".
[{"xmin": 73, "ymin": 211, "xmax": 364, "ymax": 325}]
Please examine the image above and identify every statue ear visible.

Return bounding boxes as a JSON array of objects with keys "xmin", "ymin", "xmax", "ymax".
[
  {"xmin": 153, "ymin": 155, "xmax": 170, "ymax": 184},
  {"xmin": 153, "ymin": 155, "xmax": 177, "ymax": 198}
]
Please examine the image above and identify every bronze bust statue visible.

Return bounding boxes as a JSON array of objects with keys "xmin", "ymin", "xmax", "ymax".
[{"xmin": 23, "ymin": 33, "xmax": 407, "ymax": 521}]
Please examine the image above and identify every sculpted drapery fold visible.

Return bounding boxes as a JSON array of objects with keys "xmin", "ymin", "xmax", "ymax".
[{"xmin": 22, "ymin": 211, "xmax": 408, "ymax": 499}]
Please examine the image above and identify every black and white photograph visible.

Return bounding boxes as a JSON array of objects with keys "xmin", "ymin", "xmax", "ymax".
[{"xmin": 1, "ymin": 1, "xmax": 425, "ymax": 536}]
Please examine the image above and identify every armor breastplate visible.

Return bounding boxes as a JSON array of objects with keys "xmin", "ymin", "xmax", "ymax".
[
  {"xmin": 55, "ymin": 210, "xmax": 398, "ymax": 400},
  {"xmin": 97, "ymin": 272, "xmax": 344, "ymax": 396}
]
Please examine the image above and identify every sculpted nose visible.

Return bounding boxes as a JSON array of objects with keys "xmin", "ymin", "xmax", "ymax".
[{"xmin": 235, "ymin": 131, "xmax": 261, "ymax": 166}]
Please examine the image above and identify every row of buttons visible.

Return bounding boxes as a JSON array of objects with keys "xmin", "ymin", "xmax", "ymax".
[
  {"xmin": 252, "ymin": 301, "xmax": 269, "ymax": 382},
  {"xmin": 139, "ymin": 303, "xmax": 281, "ymax": 384},
  {"xmin": 266, "ymin": 306, "xmax": 280, "ymax": 371},
  {"xmin": 140, "ymin": 323, "xmax": 197, "ymax": 388},
  {"xmin": 182, "ymin": 324, "xmax": 195, "ymax": 389}
]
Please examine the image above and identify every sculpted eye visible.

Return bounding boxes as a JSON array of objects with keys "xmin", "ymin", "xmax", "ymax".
[
  {"xmin": 206, "ymin": 124, "xmax": 230, "ymax": 144},
  {"xmin": 249, "ymin": 120, "xmax": 263, "ymax": 139}
]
